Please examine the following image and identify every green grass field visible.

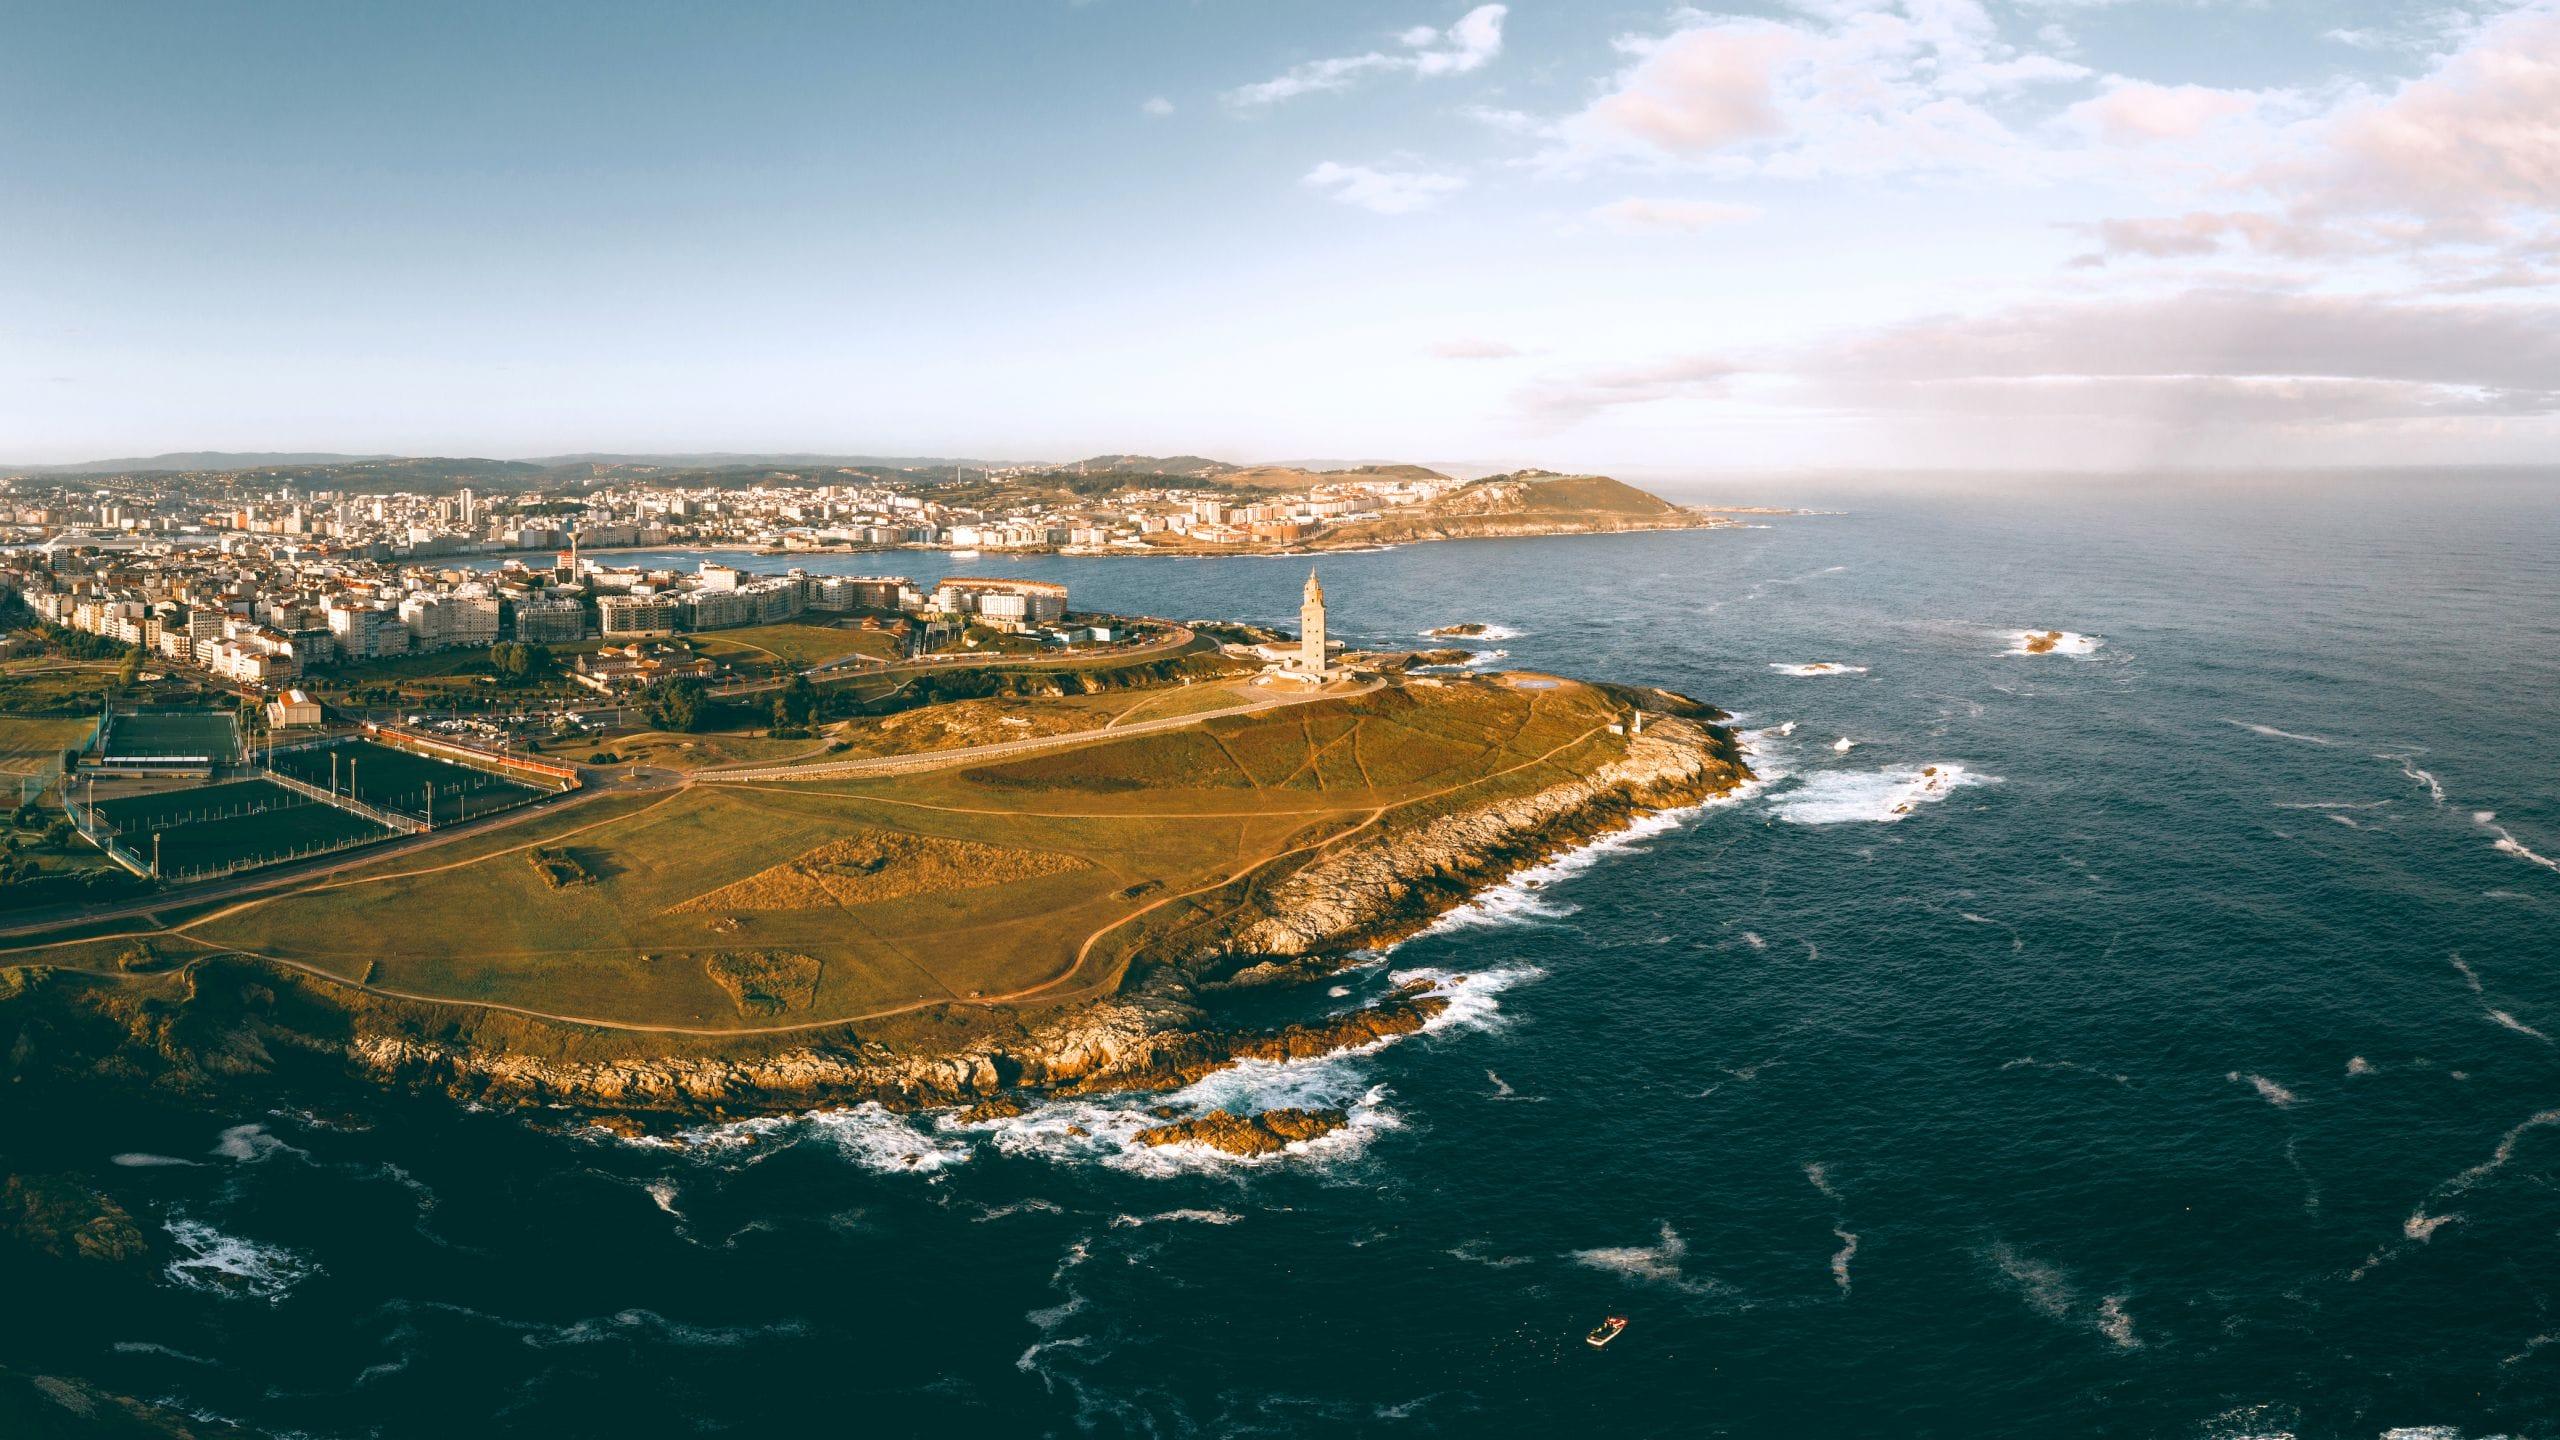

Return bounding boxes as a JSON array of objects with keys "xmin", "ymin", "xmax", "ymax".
[
  {"xmin": 0, "ymin": 715, "xmax": 93, "ymax": 774},
  {"xmin": 91, "ymin": 778, "xmax": 396, "ymax": 879},
  {"xmin": 123, "ymin": 676, "xmax": 1635, "ymax": 1029},
  {"xmin": 267, "ymin": 739, "xmax": 547, "ymax": 823},
  {"xmin": 692, "ymin": 621, "xmax": 904, "ymax": 669},
  {"xmin": 99, "ymin": 710, "xmax": 239, "ymax": 764}
]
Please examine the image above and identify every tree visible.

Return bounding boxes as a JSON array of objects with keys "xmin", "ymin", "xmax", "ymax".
[
  {"xmin": 116, "ymin": 652, "xmax": 143, "ymax": 688},
  {"xmin": 488, "ymin": 641, "xmax": 555, "ymax": 685},
  {"xmin": 643, "ymin": 675, "xmax": 713, "ymax": 733},
  {"xmin": 773, "ymin": 675, "xmax": 819, "ymax": 731}
]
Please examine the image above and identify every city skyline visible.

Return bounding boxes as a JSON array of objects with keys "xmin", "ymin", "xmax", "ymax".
[{"xmin": 6, "ymin": 0, "xmax": 2557, "ymax": 472}]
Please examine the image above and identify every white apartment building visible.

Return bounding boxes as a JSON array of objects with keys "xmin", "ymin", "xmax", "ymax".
[
  {"xmin": 598, "ymin": 593, "xmax": 683, "ymax": 638},
  {"xmin": 397, "ymin": 593, "xmax": 500, "ymax": 651}
]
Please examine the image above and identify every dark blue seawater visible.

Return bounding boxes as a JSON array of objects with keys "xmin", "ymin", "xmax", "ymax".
[{"xmin": 9, "ymin": 475, "xmax": 2560, "ymax": 1438}]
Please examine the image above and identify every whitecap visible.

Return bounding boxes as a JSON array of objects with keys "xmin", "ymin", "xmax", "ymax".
[
  {"xmin": 2226, "ymin": 721, "xmax": 2333, "ymax": 746},
  {"xmin": 1571, "ymin": 1222, "xmax": 1715, "ymax": 1294},
  {"xmin": 1769, "ymin": 662, "xmax": 1868, "ymax": 677},
  {"xmin": 1829, "ymin": 1229, "xmax": 1858, "ymax": 1294},
  {"xmin": 1767, "ymin": 763, "xmax": 1995, "ymax": 826},
  {"xmin": 110, "ymin": 1153, "xmax": 202, "ymax": 1168},
  {"xmin": 522, "ymin": 1308, "xmax": 805, "ymax": 1350},
  {"xmin": 1987, "ymin": 1242, "xmax": 2074, "ymax": 1321},
  {"xmin": 2475, "ymin": 810, "xmax": 2560, "ymax": 875},
  {"xmin": 210, "ymin": 1123, "xmax": 308, "ymax": 1165},
  {"xmin": 969, "ymin": 1198, "xmax": 1064, "ymax": 1223},
  {"xmin": 2378, "ymin": 752, "xmax": 2446, "ymax": 805},
  {"xmin": 1413, "ymin": 799, "xmax": 1711, "ymax": 935},
  {"xmin": 2227, "ymin": 1072, "xmax": 2301, "ymax": 1108},
  {"xmin": 1109, "ymin": 1209, "xmax": 1241, "ymax": 1228},
  {"xmin": 2486, "ymin": 1009, "xmax": 2552, "ymax": 1044},
  {"xmin": 2345, "ymin": 1056, "xmax": 2376, "ymax": 1076},
  {"xmin": 163, "ymin": 1218, "xmax": 319, "ymax": 1304},
  {"xmin": 677, "ymin": 1103, "xmax": 972, "ymax": 1175},
  {"xmin": 2096, "ymin": 1294, "xmax": 2140, "ymax": 1349},
  {"xmin": 2405, "ymin": 1211, "xmax": 2459, "ymax": 1242},
  {"xmin": 645, "ymin": 1180, "xmax": 683, "ymax": 1218}
]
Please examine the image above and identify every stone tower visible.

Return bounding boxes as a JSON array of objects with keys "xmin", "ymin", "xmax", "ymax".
[{"xmin": 1299, "ymin": 568, "xmax": 1328, "ymax": 675}]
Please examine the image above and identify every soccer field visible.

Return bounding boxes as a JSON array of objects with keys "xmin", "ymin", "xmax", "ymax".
[
  {"xmin": 101, "ymin": 710, "xmax": 240, "ymax": 765},
  {"xmin": 267, "ymin": 738, "xmax": 548, "ymax": 824},
  {"xmin": 92, "ymin": 777, "xmax": 397, "ymax": 878}
]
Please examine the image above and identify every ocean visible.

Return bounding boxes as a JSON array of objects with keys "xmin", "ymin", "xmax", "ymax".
[{"xmin": 8, "ymin": 473, "xmax": 2559, "ymax": 1438}]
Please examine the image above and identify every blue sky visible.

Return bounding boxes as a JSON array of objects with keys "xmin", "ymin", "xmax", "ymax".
[{"xmin": 4, "ymin": 0, "xmax": 2556, "ymax": 470}]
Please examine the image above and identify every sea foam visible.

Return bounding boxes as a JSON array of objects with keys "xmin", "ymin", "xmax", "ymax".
[
  {"xmin": 2005, "ymin": 629, "xmax": 2101, "ymax": 657},
  {"xmin": 1767, "ymin": 764, "xmax": 1994, "ymax": 825},
  {"xmin": 1769, "ymin": 662, "xmax": 1868, "ymax": 677},
  {"xmin": 163, "ymin": 1218, "xmax": 318, "ymax": 1304}
]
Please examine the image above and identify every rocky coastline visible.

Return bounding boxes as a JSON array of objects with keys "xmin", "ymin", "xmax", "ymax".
[{"xmin": 0, "ymin": 698, "xmax": 1748, "ymax": 1144}]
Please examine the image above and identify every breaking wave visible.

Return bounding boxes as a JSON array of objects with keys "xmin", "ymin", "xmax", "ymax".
[
  {"xmin": 1415, "ymin": 798, "xmax": 1715, "ymax": 935},
  {"xmin": 2474, "ymin": 811, "xmax": 2560, "ymax": 875},
  {"xmin": 210, "ymin": 1123, "xmax": 308, "ymax": 1165},
  {"xmin": 163, "ymin": 1218, "xmax": 319, "ymax": 1304},
  {"xmin": 2226, "ymin": 721, "xmax": 2332, "ymax": 746},
  {"xmin": 2228, "ymin": 1072, "xmax": 2301, "ymax": 1108},
  {"xmin": 1769, "ymin": 662, "xmax": 1868, "ymax": 677},
  {"xmin": 1767, "ymin": 764, "xmax": 1995, "ymax": 825},
  {"xmin": 1571, "ymin": 1222, "xmax": 1718, "ymax": 1294}
]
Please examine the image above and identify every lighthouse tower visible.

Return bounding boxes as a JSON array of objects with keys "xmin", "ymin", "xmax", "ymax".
[{"xmin": 1298, "ymin": 568, "xmax": 1329, "ymax": 676}]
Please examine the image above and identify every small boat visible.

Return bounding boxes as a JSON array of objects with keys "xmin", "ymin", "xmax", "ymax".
[
  {"xmin": 947, "ymin": 548, "xmax": 981, "ymax": 559},
  {"xmin": 1585, "ymin": 1315, "xmax": 1629, "ymax": 1349}
]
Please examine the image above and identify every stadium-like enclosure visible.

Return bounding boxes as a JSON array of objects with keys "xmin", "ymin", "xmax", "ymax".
[
  {"xmin": 93, "ymin": 708, "xmax": 242, "ymax": 776},
  {"xmin": 86, "ymin": 777, "xmax": 396, "ymax": 881},
  {"xmin": 265, "ymin": 736, "xmax": 553, "ymax": 825}
]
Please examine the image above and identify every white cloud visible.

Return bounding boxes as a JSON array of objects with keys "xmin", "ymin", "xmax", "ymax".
[
  {"xmin": 1543, "ymin": 1, "xmax": 2090, "ymax": 178},
  {"xmin": 1517, "ymin": 354, "xmax": 1743, "ymax": 420},
  {"xmin": 1230, "ymin": 4, "xmax": 1507, "ymax": 108},
  {"xmin": 2287, "ymin": 2, "xmax": 2560, "ymax": 230},
  {"xmin": 1429, "ymin": 338, "xmax": 1524, "ymax": 359},
  {"xmin": 1591, "ymin": 197, "xmax": 1763, "ymax": 232},
  {"xmin": 1141, "ymin": 96, "xmax": 1175, "ymax": 118},
  {"xmin": 1302, "ymin": 161, "xmax": 1468, "ymax": 214},
  {"xmin": 2062, "ymin": 80, "xmax": 2263, "ymax": 145},
  {"xmin": 2071, "ymin": 3, "xmax": 2560, "ymax": 274}
]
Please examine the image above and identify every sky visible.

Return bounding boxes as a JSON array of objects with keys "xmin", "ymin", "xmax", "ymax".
[{"xmin": 3, "ymin": 0, "xmax": 2557, "ymax": 472}]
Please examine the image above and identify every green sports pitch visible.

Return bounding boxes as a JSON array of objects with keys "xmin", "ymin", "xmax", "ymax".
[
  {"xmin": 267, "ymin": 738, "xmax": 548, "ymax": 824},
  {"xmin": 98, "ymin": 710, "xmax": 242, "ymax": 767},
  {"xmin": 90, "ymin": 777, "xmax": 396, "ymax": 878}
]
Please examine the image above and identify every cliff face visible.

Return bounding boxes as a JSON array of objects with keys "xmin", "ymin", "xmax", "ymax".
[
  {"xmin": 1221, "ymin": 715, "xmax": 1741, "ymax": 958},
  {"xmin": 3, "ymin": 708, "xmax": 1748, "ymax": 1125}
]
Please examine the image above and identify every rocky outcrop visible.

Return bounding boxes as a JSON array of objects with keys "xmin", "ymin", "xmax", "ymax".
[
  {"xmin": 1, "ymin": 1174, "xmax": 146, "ymax": 1264},
  {"xmin": 1220, "ymin": 714, "xmax": 1744, "ymax": 958},
  {"xmin": 0, "ymin": 700, "xmax": 1744, "ymax": 1130},
  {"xmin": 1132, "ymin": 1107, "xmax": 1348, "ymax": 1156}
]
